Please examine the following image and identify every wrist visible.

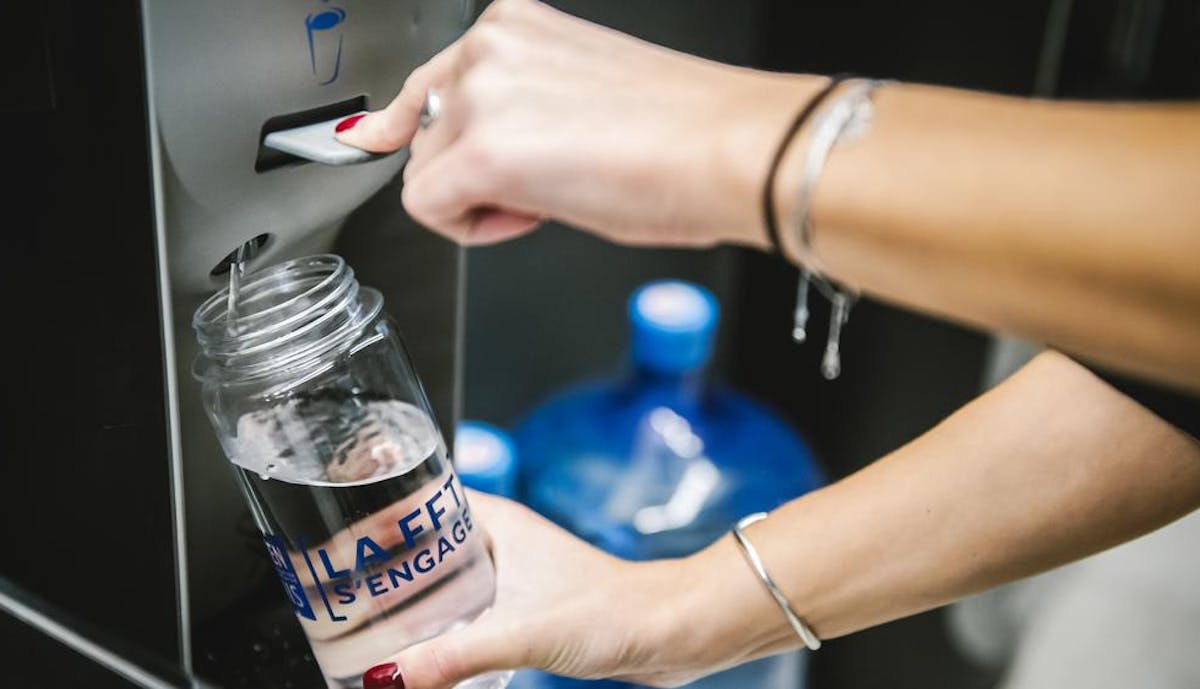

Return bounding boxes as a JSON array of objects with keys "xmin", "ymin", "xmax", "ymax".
[
  {"xmin": 649, "ymin": 537, "xmax": 798, "ymax": 672},
  {"xmin": 772, "ymin": 77, "xmax": 887, "ymax": 276},
  {"xmin": 708, "ymin": 72, "xmax": 829, "ymax": 251}
]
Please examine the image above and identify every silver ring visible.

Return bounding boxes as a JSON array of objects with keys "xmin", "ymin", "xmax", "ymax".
[{"xmin": 419, "ymin": 87, "xmax": 442, "ymax": 129}]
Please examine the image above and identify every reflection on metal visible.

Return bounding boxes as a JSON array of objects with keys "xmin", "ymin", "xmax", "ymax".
[
  {"xmin": 0, "ymin": 579, "xmax": 187, "ymax": 689},
  {"xmin": 138, "ymin": 0, "xmax": 192, "ymax": 671}
]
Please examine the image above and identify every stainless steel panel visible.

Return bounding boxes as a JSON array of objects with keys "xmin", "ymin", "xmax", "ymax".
[{"xmin": 140, "ymin": 1, "xmax": 469, "ymax": 680}]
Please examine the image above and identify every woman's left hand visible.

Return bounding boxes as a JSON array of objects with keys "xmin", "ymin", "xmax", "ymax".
[{"xmin": 372, "ymin": 491, "xmax": 768, "ymax": 689}]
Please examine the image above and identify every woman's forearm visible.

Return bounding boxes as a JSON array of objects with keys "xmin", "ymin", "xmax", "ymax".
[
  {"xmin": 770, "ymin": 82, "xmax": 1200, "ymax": 391},
  {"xmin": 673, "ymin": 351, "xmax": 1200, "ymax": 665},
  {"xmin": 339, "ymin": 1, "xmax": 1199, "ymax": 388}
]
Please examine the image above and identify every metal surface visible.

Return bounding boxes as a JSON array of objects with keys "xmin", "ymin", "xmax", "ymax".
[
  {"xmin": 142, "ymin": 0, "xmax": 466, "ymax": 294},
  {"xmin": 138, "ymin": 0, "xmax": 470, "ymax": 682},
  {"xmin": 0, "ymin": 582, "xmax": 183, "ymax": 689},
  {"xmin": 4, "ymin": 1, "xmax": 183, "ymax": 677}
]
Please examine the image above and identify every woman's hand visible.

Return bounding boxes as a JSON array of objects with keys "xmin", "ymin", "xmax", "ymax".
[
  {"xmin": 335, "ymin": 0, "xmax": 820, "ymax": 248},
  {"xmin": 368, "ymin": 491, "xmax": 779, "ymax": 689}
]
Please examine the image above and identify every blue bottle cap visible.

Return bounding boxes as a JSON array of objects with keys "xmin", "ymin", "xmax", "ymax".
[
  {"xmin": 629, "ymin": 280, "xmax": 719, "ymax": 374},
  {"xmin": 454, "ymin": 420, "xmax": 518, "ymax": 499}
]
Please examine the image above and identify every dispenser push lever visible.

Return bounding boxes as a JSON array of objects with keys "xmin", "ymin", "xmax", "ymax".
[{"xmin": 262, "ymin": 111, "xmax": 395, "ymax": 166}]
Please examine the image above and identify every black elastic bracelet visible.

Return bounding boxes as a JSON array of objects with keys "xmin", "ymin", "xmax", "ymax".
[{"xmin": 761, "ymin": 75, "xmax": 850, "ymax": 257}]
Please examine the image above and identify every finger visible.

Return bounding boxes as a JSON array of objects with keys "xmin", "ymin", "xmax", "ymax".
[
  {"xmin": 404, "ymin": 165, "xmax": 542, "ymax": 246},
  {"xmin": 403, "ymin": 91, "xmax": 465, "ymax": 185},
  {"xmin": 479, "ymin": 0, "xmax": 559, "ymax": 28},
  {"xmin": 376, "ymin": 617, "xmax": 529, "ymax": 689},
  {"xmin": 468, "ymin": 209, "xmax": 542, "ymax": 246},
  {"xmin": 402, "ymin": 138, "xmax": 499, "ymax": 239},
  {"xmin": 459, "ymin": 489, "xmax": 498, "ymax": 556},
  {"xmin": 336, "ymin": 39, "xmax": 464, "ymax": 153},
  {"xmin": 462, "ymin": 490, "xmax": 562, "ymax": 562},
  {"xmin": 401, "ymin": 142, "xmax": 486, "ymax": 241},
  {"xmin": 402, "ymin": 130, "xmax": 425, "ymax": 185},
  {"xmin": 461, "ymin": 489, "xmax": 515, "ymax": 534}
]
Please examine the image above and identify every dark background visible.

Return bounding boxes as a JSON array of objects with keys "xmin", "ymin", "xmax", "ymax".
[{"xmin": 0, "ymin": 0, "xmax": 179, "ymax": 682}]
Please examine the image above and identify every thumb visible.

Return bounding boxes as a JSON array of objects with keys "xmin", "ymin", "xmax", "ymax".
[
  {"xmin": 364, "ymin": 618, "xmax": 527, "ymax": 689},
  {"xmin": 333, "ymin": 107, "xmax": 413, "ymax": 154},
  {"xmin": 336, "ymin": 41, "xmax": 464, "ymax": 153},
  {"xmin": 467, "ymin": 209, "xmax": 542, "ymax": 246}
]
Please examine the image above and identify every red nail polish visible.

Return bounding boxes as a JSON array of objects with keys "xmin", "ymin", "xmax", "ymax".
[
  {"xmin": 363, "ymin": 662, "xmax": 404, "ymax": 689},
  {"xmin": 336, "ymin": 113, "xmax": 367, "ymax": 133}
]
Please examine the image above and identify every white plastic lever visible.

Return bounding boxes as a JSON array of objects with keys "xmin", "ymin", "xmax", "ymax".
[{"xmin": 262, "ymin": 111, "xmax": 396, "ymax": 166}]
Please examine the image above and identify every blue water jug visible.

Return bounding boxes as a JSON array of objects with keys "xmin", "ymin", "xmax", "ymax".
[
  {"xmin": 454, "ymin": 422, "xmax": 556, "ymax": 689},
  {"xmin": 514, "ymin": 280, "xmax": 823, "ymax": 689},
  {"xmin": 455, "ymin": 420, "xmax": 519, "ymax": 499}
]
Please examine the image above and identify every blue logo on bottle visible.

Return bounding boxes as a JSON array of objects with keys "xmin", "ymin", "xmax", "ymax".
[
  {"xmin": 263, "ymin": 534, "xmax": 317, "ymax": 621},
  {"xmin": 260, "ymin": 475, "xmax": 478, "ymax": 624},
  {"xmin": 306, "ymin": 5, "xmax": 347, "ymax": 85}
]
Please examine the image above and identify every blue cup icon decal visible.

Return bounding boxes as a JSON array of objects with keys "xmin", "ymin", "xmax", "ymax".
[{"xmin": 306, "ymin": 5, "xmax": 346, "ymax": 85}]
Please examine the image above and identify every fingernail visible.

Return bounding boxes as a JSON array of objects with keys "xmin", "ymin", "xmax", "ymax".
[
  {"xmin": 363, "ymin": 662, "xmax": 403, "ymax": 689},
  {"xmin": 335, "ymin": 113, "xmax": 367, "ymax": 133}
]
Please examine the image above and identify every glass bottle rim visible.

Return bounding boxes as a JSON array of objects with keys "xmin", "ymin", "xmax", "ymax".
[{"xmin": 193, "ymin": 254, "xmax": 383, "ymax": 385}]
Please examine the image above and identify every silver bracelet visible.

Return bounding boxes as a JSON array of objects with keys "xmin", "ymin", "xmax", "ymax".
[
  {"xmin": 789, "ymin": 79, "xmax": 888, "ymax": 380},
  {"xmin": 731, "ymin": 512, "xmax": 822, "ymax": 651}
]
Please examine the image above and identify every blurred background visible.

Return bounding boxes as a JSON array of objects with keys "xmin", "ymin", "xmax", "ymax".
[
  {"xmin": 460, "ymin": 2, "xmax": 1199, "ymax": 689},
  {"xmin": 2, "ymin": 1, "xmax": 1196, "ymax": 688}
]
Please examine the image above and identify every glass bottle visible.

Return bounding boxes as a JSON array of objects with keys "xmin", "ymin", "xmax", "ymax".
[{"xmin": 193, "ymin": 254, "xmax": 508, "ymax": 689}]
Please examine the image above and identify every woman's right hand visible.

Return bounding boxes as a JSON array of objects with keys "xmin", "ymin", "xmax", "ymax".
[{"xmin": 335, "ymin": 0, "xmax": 821, "ymax": 249}]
